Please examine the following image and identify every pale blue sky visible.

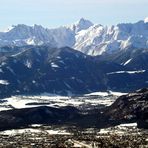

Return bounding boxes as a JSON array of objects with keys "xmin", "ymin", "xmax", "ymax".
[{"xmin": 0, "ymin": 0, "xmax": 148, "ymax": 31}]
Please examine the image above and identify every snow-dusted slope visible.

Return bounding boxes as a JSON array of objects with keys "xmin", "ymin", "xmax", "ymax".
[
  {"xmin": 0, "ymin": 24, "xmax": 56, "ymax": 47},
  {"xmin": 68, "ymin": 18, "xmax": 93, "ymax": 33},
  {"xmin": 0, "ymin": 18, "xmax": 148, "ymax": 55},
  {"xmin": 74, "ymin": 20, "xmax": 148, "ymax": 55}
]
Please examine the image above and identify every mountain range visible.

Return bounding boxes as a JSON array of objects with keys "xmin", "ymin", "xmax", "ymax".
[
  {"xmin": 0, "ymin": 45, "xmax": 148, "ymax": 97},
  {"xmin": 0, "ymin": 18, "xmax": 148, "ymax": 97},
  {"xmin": 0, "ymin": 18, "xmax": 148, "ymax": 56}
]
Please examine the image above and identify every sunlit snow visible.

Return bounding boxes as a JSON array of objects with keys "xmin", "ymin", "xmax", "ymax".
[
  {"xmin": 51, "ymin": 62, "xmax": 59, "ymax": 68},
  {"xmin": 0, "ymin": 80, "xmax": 9, "ymax": 85},
  {"xmin": 0, "ymin": 128, "xmax": 71, "ymax": 136},
  {"xmin": 123, "ymin": 59, "xmax": 132, "ymax": 66},
  {"xmin": 0, "ymin": 91, "xmax": 123, "ymax": 111},
  {"xmin": 107, "ymin": 70, "xmax": 146, "ymax": 75}
]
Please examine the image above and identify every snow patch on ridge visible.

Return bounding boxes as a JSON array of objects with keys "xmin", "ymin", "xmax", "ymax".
[
  {"xmin": 0, "ymin": 80, "xmax": 9, "ymax": 85},
  {"xmin": 123, "ymin": 59, "xmax": 132, "ymax": 65},
  {"xmin": 107, "ymin": 70, "xmax": 146, "ymax": 75},
  {"xmin": 51, "ymin": 62, "xmax": 59, "ymax": 68}
]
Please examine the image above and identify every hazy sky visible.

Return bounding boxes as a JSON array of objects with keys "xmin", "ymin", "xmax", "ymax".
[{"xmin": 0, "ymin": 0, "xmax": 148, "ymax": 31}]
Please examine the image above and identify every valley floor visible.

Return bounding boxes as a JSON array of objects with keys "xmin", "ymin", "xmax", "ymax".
[
  {"xmin": 0, "ymin": 123, "xmax": 147, "ymax": 148},
  {"xmin": 0, "ymin": 91, "xmax": 120, "ymax": 111}
]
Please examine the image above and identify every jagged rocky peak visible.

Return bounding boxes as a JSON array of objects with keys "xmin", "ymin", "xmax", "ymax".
[
  {"xmin": 8, "ymin": 24, "xmax": 32, "ymax": 33},
  {"xmin": 3, "ymin": 24, "xmax": 45, "ymax": 33},
  {"xmin": 70, "ymin": 18, "xmax": 94, "ymax": 33},
  {"xmin": 0, "ymin": 18, "xmax": 148, "ymax": 56}
]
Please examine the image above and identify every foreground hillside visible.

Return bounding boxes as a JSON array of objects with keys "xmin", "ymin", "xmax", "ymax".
[
  {"xmin": 0, "ymin": 46, "xmax": 148, "ymax": 98},
  {"xmin": 104, "ymin": 88, "xmax": 148, "ymax": 129},
  {"xmin": 0, "ymin": 88, "xmax": 147, "ymax": 130}
]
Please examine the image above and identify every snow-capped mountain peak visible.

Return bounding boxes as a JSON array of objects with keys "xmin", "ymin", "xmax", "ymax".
[
  {"xmin": 74, "ymin": 20, "xmax": 148, "ymax": 55},
  {"xmin": 0, "ymin": 18, "xmax": 148, "ymax": 55},
  {"xmin": 69, "ymin": 18, "xmax": 93, "ymax": 33}
]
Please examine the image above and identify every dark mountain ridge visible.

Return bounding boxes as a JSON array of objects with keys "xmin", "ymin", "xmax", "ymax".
[
  {"xmin": 0, "ymin": 46, "xmax": 106, "ymax": 97},
  {"xmin": 0, "ymin": 46, "xmax": 148, "ymax": 98}
]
